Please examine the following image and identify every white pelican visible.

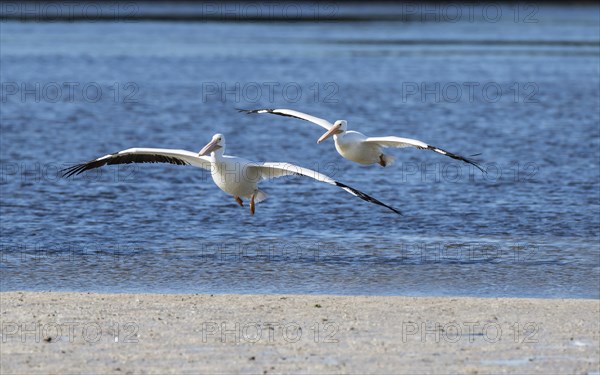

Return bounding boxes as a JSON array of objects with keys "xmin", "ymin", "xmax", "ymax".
[
  {"xmin": 61, "ymin": 133, "xmax": 401, "ymax": 215},
  {"xmin": 239, "ymin": 108, "xmax": 484, "ymax": 171}
]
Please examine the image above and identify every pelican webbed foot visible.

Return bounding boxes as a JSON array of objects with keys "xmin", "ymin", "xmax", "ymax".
[
  {"xmin": 235, "ymin": 196, "xmax": 244, "ymax": 207},
  {"xmin": 250, "ymin": 193, "xmax": 255, "ymax": 215}
]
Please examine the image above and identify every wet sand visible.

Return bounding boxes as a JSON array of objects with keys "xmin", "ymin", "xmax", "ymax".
[{"xmin": 1, "ymin": 292, "xmax": 598, "ymax": 374}]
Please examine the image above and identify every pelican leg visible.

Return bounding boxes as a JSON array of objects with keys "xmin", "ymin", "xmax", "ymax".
[
  {"xmin": 235, "ymin": 196, "xmax": 244, "ymax": 207},
  {"xmin": 379, "ymin": 154, "xmax": 387, "ymax": 167},
  {"xmin": 250, "ymin": 193, "xmax": 255, "ymax": 215}
]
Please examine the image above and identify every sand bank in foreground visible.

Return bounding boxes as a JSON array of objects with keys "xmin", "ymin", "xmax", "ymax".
[{"xmin": 0, "ymin": 292, "xmax": 598, "ymax": 374}]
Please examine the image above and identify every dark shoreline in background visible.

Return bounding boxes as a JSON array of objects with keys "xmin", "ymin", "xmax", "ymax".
[
  {"xmin": 3, "ymin": 0, "xmax": 599, "ymax": 3},
  {"xmin": 1, "ymin": 1, "xmax": 599, "ymax": 23}
]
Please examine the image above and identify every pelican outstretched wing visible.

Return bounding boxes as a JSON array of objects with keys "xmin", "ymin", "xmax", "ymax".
[
  {"xmin": 364, "ymin": 136, "xmax": 484, "ymax": 172},
  {"xmin": 247, "ymin": 162, "xmax": 401, "ymax": 215},
  {"xmin": 239, "ymin": 108, "xmax": 333, "ymax": 130},
  {"xmin": 61, "ymin": 148, "xmax": 212, "ymax": 177}
]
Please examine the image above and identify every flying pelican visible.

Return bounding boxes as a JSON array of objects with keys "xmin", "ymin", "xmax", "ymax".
[
  {"xmin": 239, "ymin": 108, "xmax": 484, "ymax": 171},
  {"xmin": 61, "ymin": 133, "xmax": 401, "ymax": 215}
]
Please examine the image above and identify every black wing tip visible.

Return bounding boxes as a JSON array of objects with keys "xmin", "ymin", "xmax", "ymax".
[
  {"xmin": 427, "ymin": 145, "xmax": 486, "ymax": 174},
  {"xmin": 335, "ymin": 181, "xmax": 402, "ymax": 215},
  {"xmin": 60, "ymin": 163, "xmax": 88, "ymax": 178},
  {"xmin": 236, "ymin": 108, "xmax": 274, "ymax": 114},
  {"xmin": 387, "ymin": 206, "xmax": 403, "ymax": 215},
  {"xmin": 390, "ymin": 207, "xmax": 403, "ymax": 215},
  {"xmin": 462, "ymin": 157, "xmax": 486, "ymax": 173},
  {"xmin": 462, "ymin": 153, "xmax": 486, "ymax": 173},
  {"xmin": 465, "ymin": 157, "xmax": 486, "ymax": 174}
]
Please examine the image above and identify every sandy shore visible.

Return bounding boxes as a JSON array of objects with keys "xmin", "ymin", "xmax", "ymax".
[{"xmin": 1, "ymin": 292, "xmax": 598, "ymax": 374}]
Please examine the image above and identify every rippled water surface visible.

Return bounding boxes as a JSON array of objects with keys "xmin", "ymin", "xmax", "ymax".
[{"xmin": 1, "ymin": 4, "xmax": 599, "ymax": 298}]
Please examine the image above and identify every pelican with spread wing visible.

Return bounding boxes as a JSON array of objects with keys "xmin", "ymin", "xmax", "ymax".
[
  {"xmin": 239, "ymin": 108, "xmax": 484, "ymax": 171},
  {"xmin": 62, "ymin": 133, "xmax": 401, "ymax": 215}
]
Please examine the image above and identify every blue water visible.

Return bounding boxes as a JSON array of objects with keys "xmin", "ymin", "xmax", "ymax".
[{"xmin": 1, "ymin": 4, "xmax": 599, "ymax": 298}]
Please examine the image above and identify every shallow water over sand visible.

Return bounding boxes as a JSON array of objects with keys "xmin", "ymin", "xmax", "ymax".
[{"xmin": 1, "ymin": 4, "xmax": 598, "ymax": 297}]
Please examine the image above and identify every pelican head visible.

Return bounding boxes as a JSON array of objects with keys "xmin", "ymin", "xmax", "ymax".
[
  {"xmin": 317, "ymin": 120, "xmax": 347, "ymax": 144},
  {"xmin": 199, "ymin": 133, "xmax": 225, "ymax": 156}
]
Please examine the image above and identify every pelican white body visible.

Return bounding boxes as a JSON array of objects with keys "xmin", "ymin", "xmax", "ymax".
[
  {"xmin": 210, "ymin": 156, "xmax": 260, "ymax": 199},
  {"xmin": 334, "ymin": 131, "xmax": 383, "ymax": 165}
]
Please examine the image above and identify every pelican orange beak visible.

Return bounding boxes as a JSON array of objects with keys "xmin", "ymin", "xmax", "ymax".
[
  {"xmin": 317, "ymin": 123, "xmax": 342, "ymax": 144},
  {"xmin": 198, "ymin": 138, "xmax": 221, "ymax": 156}
]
